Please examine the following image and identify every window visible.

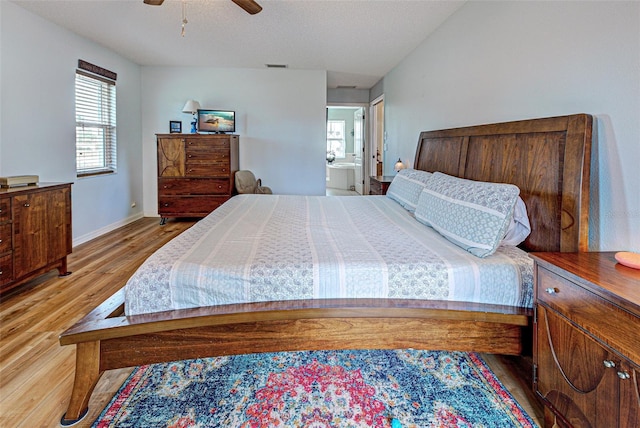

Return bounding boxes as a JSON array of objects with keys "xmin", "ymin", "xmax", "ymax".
[
  {"xmin": 326, "ymin": 120, "xmax": 346, "ymax": 159},
  {"xmin": 75, "ymin": 69, "xmax": 116, "ymax": 176}
]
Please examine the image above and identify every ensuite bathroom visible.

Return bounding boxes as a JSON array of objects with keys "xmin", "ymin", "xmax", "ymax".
[{"xmin": 326, "ymin": 106, "xmax": 363, "ymax": 196}]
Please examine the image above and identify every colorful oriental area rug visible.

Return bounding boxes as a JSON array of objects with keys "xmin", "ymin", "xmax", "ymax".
[{"xmin": 92, "ymin": 350, "xmax": 536, "ymax": 427}]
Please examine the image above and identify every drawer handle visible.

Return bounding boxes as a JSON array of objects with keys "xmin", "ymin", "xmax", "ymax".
[
  {"xmin": 23, "ymin": 203, "xmax": 30, "ymax": 207},
  {"xmin": 188, "ymin": 154, "xmax": 192, "ymax": 158},
  {"xmin": 603, "ymin": 360, "xmax": 616, "ymax": 368},
  {"xmin": 617, "ymin": 371, "xmax": 630, "ymax": 380},
  {"xmin": 164, "ymin": 203, "xmax": 169, "ymax": 207},
  {"xmin": 545, "ymin": 287, "xmax": 559, "ymax": 294},
  {"xmin": 0, "ymin": 270, "xmax": 3, "ymax": 275}
]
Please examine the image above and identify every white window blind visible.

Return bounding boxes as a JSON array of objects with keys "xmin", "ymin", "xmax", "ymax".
[{"xmin": 75, "ymin": 70, "xmax": 116, "ymax": 176}]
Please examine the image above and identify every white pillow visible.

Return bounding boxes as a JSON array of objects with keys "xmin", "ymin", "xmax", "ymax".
[
  {"xmin": 385, "ymin": 169, "xmax": 432, "ymax": 212},
  {"xmin": 501, "ymin": 197, "xmax": 531, "ymax": 246},
  {"xmin": 414, "ymin": 172, "xmax": 521, "ymax": 258}
]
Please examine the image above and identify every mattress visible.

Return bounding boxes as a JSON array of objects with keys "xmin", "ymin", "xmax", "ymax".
[{"xmin": 124, "ymin": 194, "xmax": 533, "ymax": 316}]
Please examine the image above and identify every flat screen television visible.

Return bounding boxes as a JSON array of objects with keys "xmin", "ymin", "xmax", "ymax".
[{"xmin": 197, "ymin": 109, "xmax": 235, "ymax": 134}]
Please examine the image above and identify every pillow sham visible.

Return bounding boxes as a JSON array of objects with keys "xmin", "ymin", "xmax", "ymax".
[
  {"xmin": 385, "ymin": 169, "xmax": 432, "ymax": 212},
  {"xmin": 501, "ymin": 196, "xmax": 531, "ymax": 246},
  {"xmin": 414, "ymin": 172, "xmax": 520, "ymax": 258}
]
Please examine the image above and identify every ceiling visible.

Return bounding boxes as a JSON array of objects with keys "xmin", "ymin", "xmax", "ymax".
[{"xmin": 11, "ymin": 0, "xmax": 465, "ymax": 89}]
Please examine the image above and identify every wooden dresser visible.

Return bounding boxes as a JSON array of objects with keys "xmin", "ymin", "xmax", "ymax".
[
  {"xmin": 157, "ymin": 134, "xmax": 239, "ymax": 224},
  {"xmin": 369, "ymin": 175, "xmax": 394, "ymax": 195},
  {"xmin": 531, "ymin": 252, "xmax": 640, "ymax": 428},
  {"xmin": 0, "ymin": 183, "xmax": 72, "ymax": 296}
]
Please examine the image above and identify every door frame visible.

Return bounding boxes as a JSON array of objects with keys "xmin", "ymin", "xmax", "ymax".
[
  {"xmin": 326, "ymin": 103, "xmax": 369, "ymax": 194},
  {"xmin": 369, "ymin": 95, "xmax": 384, "ymax": 190}
]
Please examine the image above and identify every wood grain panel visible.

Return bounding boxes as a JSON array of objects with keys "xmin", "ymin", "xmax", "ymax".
[
  {"xmin": 620, "ymin": 365, "xmax": 640, "ymax": 428},
  {"xmin": 414, "ymin": 136, "xmax": 465, "ymax": 175},
  {"xmin": 536, "ymin": 305, "xmax": 619, "ymax": 427},
  {"xmin": 157, "ymin": 137, "xmax": 185, "ymax": 177},
  {"xmin": 99, "ymin": 318, "xmax": 525, "ymax": 370}
]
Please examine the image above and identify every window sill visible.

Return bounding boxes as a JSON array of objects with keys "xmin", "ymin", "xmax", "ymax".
[{"xmin": 77, "ymin": 170, "xmax": 116, "ymax": 179}]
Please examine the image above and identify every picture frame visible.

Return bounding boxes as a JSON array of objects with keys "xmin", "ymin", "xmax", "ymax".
[{"xmin": 169, "ymin": 121, "xmax": 182, "ymax": 133}]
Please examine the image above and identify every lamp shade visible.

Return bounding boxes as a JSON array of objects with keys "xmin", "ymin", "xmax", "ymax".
[
  {"xmin": 394, "ymin": 158, "xmax": 406, "ymax": 172},
  {"xmin": 182, "ymin": 99, "xmax": 201, "ymax": 114}
]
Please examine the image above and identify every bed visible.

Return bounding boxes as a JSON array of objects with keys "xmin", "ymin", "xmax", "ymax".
[{"xmin": 59, "ymin": 113, "xmax": 593, "ymax": 425}]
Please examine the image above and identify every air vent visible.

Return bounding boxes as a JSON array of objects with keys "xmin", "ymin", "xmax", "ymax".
[
  {"xmin": 265, "ymin": 64, "xmax": 288, "ymax": 69},
  {"xmin": 336, "ymin": 85, "xmax": 357, "ymax": 89}
]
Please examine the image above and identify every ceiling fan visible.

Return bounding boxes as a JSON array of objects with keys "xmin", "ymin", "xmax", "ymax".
[{"xmin": 143, "ymin": 0, "xmax": 262, "ymax": 15}]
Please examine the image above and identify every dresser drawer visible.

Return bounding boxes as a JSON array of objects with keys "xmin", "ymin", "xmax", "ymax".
[
  {"xmin": 537, "ymin": 266, "xmax": 640, "ymax": 365},
  {"xmin": 185, "ymin": 139, "xmax": 229, "ymax": 149},
  {"xmin": 185, "ymin": 164, "xmax": 231, "ymax": 177},
  {"xmin": 159, "ymin": 196, "xmax": 229, "ymax": 217},
  {"xmin": 0, "ymin": 223, "xmax": 11, "ymax": 254},
  {"xmin": 0, "ymin": 254, "xmax": 13, "ymax": 286},
  {"xmin": 185, "ymin": 149, "xmax": 230, "ymax": 163},
  {"xmin": 159, "ymin": 178, "xmax": 230, "ymax": 195},
  {"xmin": 0, "ymin": 197, "xmax": 10, "ymax": 222}
]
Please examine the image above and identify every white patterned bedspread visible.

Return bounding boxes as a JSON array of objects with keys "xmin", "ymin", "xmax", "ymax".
[{"xmin": 124, "ymin": 195, "xmax": 533, "ymax": 315}]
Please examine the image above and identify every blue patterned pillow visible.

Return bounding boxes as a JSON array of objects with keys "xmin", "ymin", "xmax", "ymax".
[
  {"xmin": 415, "ymin": 172, "xmax": 520, "ymax": 257},
  {"xmin": 386, "ymin": 169, "xmax": 433, "ymax": 212}
]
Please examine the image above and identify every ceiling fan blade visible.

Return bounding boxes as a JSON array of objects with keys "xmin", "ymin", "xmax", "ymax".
[
  {"xmin": 143, "ymin": 0, "xmax": 164, "ymax": 5},
  {"xmin": 231, "ymin": 0, "xmax": 262, "ymax": 15}
]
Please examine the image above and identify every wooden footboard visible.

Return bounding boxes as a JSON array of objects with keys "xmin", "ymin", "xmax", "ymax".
[{"xmin": 59, "ymin": 288, "xmax": 531, "ymax": 424}]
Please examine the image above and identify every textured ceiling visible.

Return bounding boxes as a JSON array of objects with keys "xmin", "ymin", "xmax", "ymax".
[{"xmin": 11, "ymin": 0, "xmax": 465, "ymax": 89}]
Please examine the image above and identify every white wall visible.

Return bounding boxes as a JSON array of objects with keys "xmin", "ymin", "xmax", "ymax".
[
  {"xmin": 141, "ymin": 67, "xmax": 327, "ymax": 215},
  {"xmin": 382, "ymin": 1, "xmax": 640, "ymax": 252},
  {"xmin": 0, "ymin": 1, "xmax": 144, "ymax": 245}
]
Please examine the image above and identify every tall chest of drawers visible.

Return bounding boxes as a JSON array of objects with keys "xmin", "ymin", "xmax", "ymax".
[
  {"xmin": 531, "ymin": 252, "xmax": 640, "ymax": 428},
  {"xmin": 157, "ymin": 134, "xmax": 239, "ymax": 223}
]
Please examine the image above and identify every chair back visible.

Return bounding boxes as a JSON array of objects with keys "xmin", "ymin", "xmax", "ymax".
[{"xmin": 235, "ymin": 170, "xmax": 258, "ymax": 194}]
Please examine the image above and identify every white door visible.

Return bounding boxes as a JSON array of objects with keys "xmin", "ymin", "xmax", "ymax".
[{"xmin": 353, "ymin": 108, "xmax": 365, "ymax": 194}]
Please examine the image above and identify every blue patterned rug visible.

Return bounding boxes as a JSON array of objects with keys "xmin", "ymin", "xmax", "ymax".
[{"xmin": 93, "ymin": 350, "xmax": 536, "ymax": 427}]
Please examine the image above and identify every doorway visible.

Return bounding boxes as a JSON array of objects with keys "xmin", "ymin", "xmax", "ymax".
[
  {"xmin": 326, "ymin": 105, "xmax": 366, "ymax": 195},
  {"xmin": 370, "ymin": 96, "xmax": 384, "ymax": 181}
]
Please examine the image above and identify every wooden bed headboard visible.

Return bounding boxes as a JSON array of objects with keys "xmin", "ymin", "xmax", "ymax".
[{"xmin": 414, "ymin": 114, "xmax": 593, "ymax": 253}]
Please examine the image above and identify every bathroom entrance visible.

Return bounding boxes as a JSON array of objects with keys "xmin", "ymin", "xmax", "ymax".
[{"xmin": 326, "ymin": 106, "xmax": 366, "ymax": 195}]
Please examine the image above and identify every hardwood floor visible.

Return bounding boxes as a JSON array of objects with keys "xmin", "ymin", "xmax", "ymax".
[{"xmin": 0, "ymin": 217, "xmax": 543, "ymax": 427}]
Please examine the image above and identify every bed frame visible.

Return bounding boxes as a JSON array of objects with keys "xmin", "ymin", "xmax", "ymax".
[{"xmin": 59, "ymin": 113, "xmax": 593, "ymax": 425}]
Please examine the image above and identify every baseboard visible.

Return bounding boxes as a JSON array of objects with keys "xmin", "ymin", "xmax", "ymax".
[{"xmin": 72, "ymin": 213, "xmax": 145, "ymax": 247}]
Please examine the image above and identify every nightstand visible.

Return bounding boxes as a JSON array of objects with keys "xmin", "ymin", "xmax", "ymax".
[
  {"xmin": 369, "ymin": 176, "xmax": 394, "ymax": 195},
  {"xmin": 530, "ymin": 252, "xmax": 640, "ymax": 428}
]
